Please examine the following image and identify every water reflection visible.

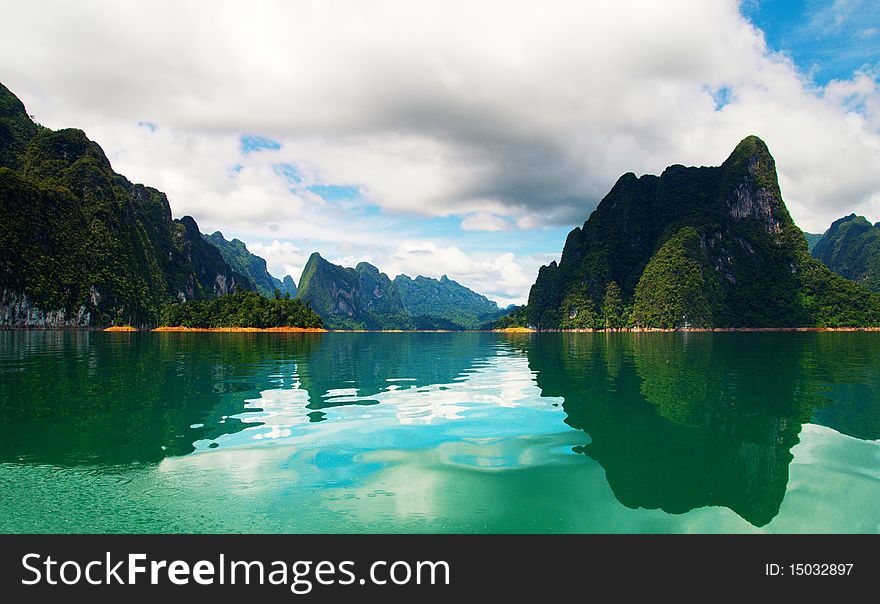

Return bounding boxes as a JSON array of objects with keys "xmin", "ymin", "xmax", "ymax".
[
  {"xmin": 299, "ymin": 333, "xmax": 498, "ymax": 408},
  {"xmin": 0, "ymin": 330, "xmax": 878, "ymax": 530},
  {"xmin": 522, "ymin": 332, "xmax": 880, "ymax": 526},
  {"xmin": 0, "ymin": 331, "xmax": 506, "ymax": 464},
  {"xmin": 0, "ymin": 331, "xmax": 319, "ymax": 464}
]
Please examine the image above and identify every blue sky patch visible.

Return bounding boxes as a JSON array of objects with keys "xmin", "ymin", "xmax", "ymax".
[
  {"xmin": 273, "ymin": 163, "xmax": 301, "ymax": 184},
  {"xmin": 710, "ymin": 85, "xmax": 733, "ymax": 111},
  {"xmin": 742, "ymin": 0, "xmax": 880, "ymax": 84},
  {"xmin": 241, "ymin": 134, "xmax": 282, "ymax": 154},
  {"xmin": 307, "ymin": 184, "xmax": 361, "ymax": 201},
  {"xmin": 397, "ymin": 215, "xmax": 570, "ymax": 258}
]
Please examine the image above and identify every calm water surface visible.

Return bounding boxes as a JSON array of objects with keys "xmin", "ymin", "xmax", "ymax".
[{"xmin": 0, "ymin": 331, "xmax": 877, "ymax": 533}]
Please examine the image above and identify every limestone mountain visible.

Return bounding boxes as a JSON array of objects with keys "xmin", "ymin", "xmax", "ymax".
[
  {"xmin": 527, "ymin": 136, "xmax": 880, "ymax": 329},
  {"xmin": 295, "ymin": 253, "xmax": 407, "ymax": 329},
  {"xmin": 811, "ymin": 214, "xmax": 880, "ymax": 293},
  {"xmin": 394, "ymin": 274, "xmax": 501, "ymax": 329},
  {"xmin": 0, "ymin": 82, "xmax": 252, "ymax": 327},
  {"xmin": 204, "ymin": 231, "xmax": 296, "ymax": 297},
  {"xmin": 276, "ymin": 275, "xmax": 298, "ymax": 298},
  {"xmin": 296, "ymin": 252, "xmax": 502, "ymax": 329}
]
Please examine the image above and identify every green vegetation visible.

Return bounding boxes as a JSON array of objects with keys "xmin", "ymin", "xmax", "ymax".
[
  {"xmin": 560, "ymin": 287, "xmax": 599, "ymax": 329},
  {"xmin": 295, "ymin": 253, "xmax": 390, "ymax": 329},
  {"xmin": 204, "ymin": 231, "xmax": 295, "ymax": 297},
  {"xmin": 0, "ymin": 81, "xmax": 38, "ymax": 171},
  {"xmin": 394, "ymin": 274, "xmax": 501, "ymax": 329},
  {"xmin": 277, "ymin": 275, "xmax": 298, "ymax": 298},
  {"xmin": 0, "ymin": 82, "xmax": 252, "ymax": 327},
  {"xmin": 5, "ymin": 75, "xmax": 877, "ymax": 332},
  {"xmin": 297, "ymin": 252, "xmax": 503, "ymax": 329},
  {"xmin": 799, "ymin": 257, "xmax": 880, "ymax": 327},
  {"xmin": 159, "ymin": 287, "xmax": 323, "ymax": 328},
  {"xmin": 803, "ymin": 231, "xmax": 823, "ymax": 253},
  {"xmin": 490, "ymin": 305, "xmax": 529, "ymax": 329},
  {"xmin": 601, "ymin": 281, "xmax": 627, "ymax": 329},
  {"xmin": 812, "ymin": 214, "xmax": 880, "ymax": 292},
  {"xmin": 526, "ymin": 136, "xmax": 880, "ymax": 329},
  {"xmin": 632, "ymin": 227, "xmax": 719, "ymax": 328}
]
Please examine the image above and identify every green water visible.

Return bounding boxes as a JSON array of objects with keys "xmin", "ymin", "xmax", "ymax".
[{"xmin": 0, "ymin": 331, "xmax": 877, "ymax": 533}]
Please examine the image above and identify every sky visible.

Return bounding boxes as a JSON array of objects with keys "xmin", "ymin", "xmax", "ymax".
[{"xmin": 1, "ymin": 0, "xmax": 879, "ymax": 306}]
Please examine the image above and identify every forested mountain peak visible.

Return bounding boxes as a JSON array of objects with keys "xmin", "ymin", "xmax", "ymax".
[{"xmin": 526, "ymin": 136, "xmax": 880, "ymax": 329}]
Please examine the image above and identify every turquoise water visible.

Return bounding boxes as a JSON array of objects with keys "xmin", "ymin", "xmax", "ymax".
[{"xmin": 0, "ymin": 331, "xmax": 877, "ymax": 533}]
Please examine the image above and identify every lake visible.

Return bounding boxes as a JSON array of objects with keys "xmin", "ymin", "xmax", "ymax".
[{"xmin": 0, "ymin": 331, "xmax": 877, "ymax": 533}]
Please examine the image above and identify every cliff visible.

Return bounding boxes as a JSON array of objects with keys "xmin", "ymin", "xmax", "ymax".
[
  {"xmin": 526, "ymin": 136, "xmax": 880, "ymax": 329},
  {"xmin": 295, "ymin": 253, "xmax": 408, "ymax": 329},
  {"xmin": 0, "ymin": 82, "xmax": 251, "ymax": 327}
]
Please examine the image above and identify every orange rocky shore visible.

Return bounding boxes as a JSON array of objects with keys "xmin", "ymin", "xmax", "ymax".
[
  {"xmin": 151, "ymin": 326, "xmax": 326, "ymax": 332},
  {"xmin": 103, "ymin": 326, "xmax": 326, "ymax": 333}
]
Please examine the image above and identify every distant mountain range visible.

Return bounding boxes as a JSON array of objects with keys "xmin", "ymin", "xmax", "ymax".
[
  {"xmin": 802, "ymin": 231, "xmax": 823, "ymax": 253},
  {"xmin": 297, "ymin": 252, "xmax": 503, "ymax": 329},
  {"xmin": 204, "ymin": 231, "xmax": 297, "ymax": 298},
  {"xmin": 200, "ymin": 235, "xmax": 505, "ymax": 329},
  {"xmin": 811, "ymin": 214, "xmax": 880, "ymax": 293},
  {"xmin": 526, "ymin": 136, "xmax": 880, "ymax": 329},
  {"xmin": 0, "ymin": 81, "xmax": 503, "ymax": 329},
  {"xmin": 3, "ymin": 78, "xmax": 879, "ymax": 330},
  {"xmin": 395, "ymin": 273, "xmax": 501, "ymax": 328}
]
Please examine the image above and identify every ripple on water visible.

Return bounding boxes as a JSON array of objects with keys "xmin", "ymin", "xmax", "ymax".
[{"xmin": 0, "ymin": 332, "xmax": 878, "ymax": 533}]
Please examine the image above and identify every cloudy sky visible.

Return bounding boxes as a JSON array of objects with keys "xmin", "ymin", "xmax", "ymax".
[{"xmin": 2, "ymin": 0, "xmax": 879, "ymax": 305}]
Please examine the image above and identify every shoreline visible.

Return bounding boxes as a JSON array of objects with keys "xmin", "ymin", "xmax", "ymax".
[
  {"xmin": 539, "ymin": 327, "xmax": 880, "ymax": 332},
  {"xmin": 1, "ymin": 325, "xmax": 879, "ymax": 333},
  {"xmin": 149, "ymin": 326, "xmax": 326, "ymax": 333}
]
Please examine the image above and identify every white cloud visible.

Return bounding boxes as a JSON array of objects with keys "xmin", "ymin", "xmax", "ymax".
[
  {"xmin": 383, "ymin": 241, "xmax": 540, "ymax": 307},
  {"xmin": 248, "ymin": 240, "xmax": 311, "ymax": 284},
  {"xmin": 460, "ymin": 213, "xmax": 513, "ymax": 232},
  {"xmin": 247, "ymin": 237, "xmax": 543, "ymax": 306},
  {"xmin": 2, "ymin": 0, "xmax": 880, "ymax": 302}
]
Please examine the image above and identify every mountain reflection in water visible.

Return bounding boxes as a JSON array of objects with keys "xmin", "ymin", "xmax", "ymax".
[{"xmin": 0, "ymin": 330, "xmax": 877, "ymax": 531}]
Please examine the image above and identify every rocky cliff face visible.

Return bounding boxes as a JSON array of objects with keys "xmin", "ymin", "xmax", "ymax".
[
  {"xmin": 295, "ymin": 253, "xmax": 406, "ymax": 329},
  {"xmin": 0, "ymin": 82, "xmax": 252, "ymax": 327},
  {"xmin": 725, "ymin": 149, "xmax": 784, "ymax": 235},
  {"xmin": 527, "ymin": 136, "xmax": 880, "ymax": 329},
  {"xmin": 1, "ymin": 289, "xmax": 92, "ymax": 326},
  {"xmin": 174, "ymin": 216, "xmax": 250, "ymax": 300}
]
